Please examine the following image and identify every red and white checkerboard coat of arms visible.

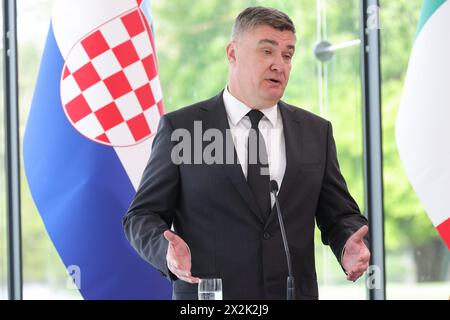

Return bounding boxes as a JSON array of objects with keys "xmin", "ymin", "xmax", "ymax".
[{"xmin": 60, "ymin": 8, "xmax": 163, "ymax": 147}]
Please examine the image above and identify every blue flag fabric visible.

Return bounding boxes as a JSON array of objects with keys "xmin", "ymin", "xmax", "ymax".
[{"xmin": 23, "ymin": 0, "xmax": 171, "ymax": 299}]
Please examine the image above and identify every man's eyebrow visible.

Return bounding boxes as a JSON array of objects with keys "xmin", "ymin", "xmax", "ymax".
[
  {"xmin": 258, "ymin": 39, "xmax": 278, "ymax": 46},
  {"xmin": 258, "ymin": 39, "xmax": 295, "ymax": 51}
]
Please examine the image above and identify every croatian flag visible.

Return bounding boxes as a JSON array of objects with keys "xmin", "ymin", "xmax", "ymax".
[
  {"xmin": 23, "ymin": 0, "xmax": 171, "ymax": 299},
  {"xmin": 396, "ymin": 0, "xmax": 450, "ymax": 249}
]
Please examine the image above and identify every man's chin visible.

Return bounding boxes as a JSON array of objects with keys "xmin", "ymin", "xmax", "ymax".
[
  {"xmin": 261, "ymin": 92, "xmax": 284, "ymax": 105},
  {"xmin": 257, "ymin": 98, "xmax": 282, "ymax": 108}
]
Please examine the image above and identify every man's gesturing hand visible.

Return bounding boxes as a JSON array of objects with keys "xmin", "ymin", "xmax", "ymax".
[
  {"xmin": 342, "ymin": 225, "xmax": 371, "ymax": 282},
  {"xmin": 164, "ymin": 230, "xmax": 199, "ymax": 284}
]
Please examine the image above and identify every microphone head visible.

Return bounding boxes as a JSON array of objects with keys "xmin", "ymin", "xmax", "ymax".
[{"xmin": 270, "ymin": 180, "xmax": 279, "ymax": 192}]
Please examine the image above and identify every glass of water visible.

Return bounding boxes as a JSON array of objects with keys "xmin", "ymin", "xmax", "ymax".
[{"xmin": 198, "ymin": 278, "xmax": 223, "ymax": 300}]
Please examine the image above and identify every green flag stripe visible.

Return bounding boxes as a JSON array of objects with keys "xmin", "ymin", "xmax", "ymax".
[{"xmin": 416, "ymin": 0, "xmax": 447, "ymax": 37}]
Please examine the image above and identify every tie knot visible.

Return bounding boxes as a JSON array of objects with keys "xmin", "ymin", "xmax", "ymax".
[{"xmin": 247, "ymin": 110, "xmax": 264, "ymax": 129}]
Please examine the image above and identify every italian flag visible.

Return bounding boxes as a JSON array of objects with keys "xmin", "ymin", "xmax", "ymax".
[{"xmin": 396, "ymin": 0, "xmax": 450, "ymax": 249}]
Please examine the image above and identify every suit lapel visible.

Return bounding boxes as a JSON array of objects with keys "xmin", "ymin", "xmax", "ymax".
[
  {"xmin": 264, "ymin": 101, "xmax": 303, "ymax": 228},
  {"xmin": 200, "ymin": 92, "xmax": 265, "ymax": 223}
]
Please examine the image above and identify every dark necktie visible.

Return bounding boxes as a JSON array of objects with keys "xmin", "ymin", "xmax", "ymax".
[{"xmin": 246, "ymin": 110, "xmax": 271, "ymax": 221}]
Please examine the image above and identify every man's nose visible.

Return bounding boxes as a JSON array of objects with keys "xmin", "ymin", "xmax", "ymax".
[{"xmin": 270, "ymin": 54, "xmax": 285, "ymax": 72}]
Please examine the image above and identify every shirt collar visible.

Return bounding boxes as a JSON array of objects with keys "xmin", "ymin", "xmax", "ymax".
[{"xmin": 223, "ymin": 87, "xmax": 278, "ymax": 127}]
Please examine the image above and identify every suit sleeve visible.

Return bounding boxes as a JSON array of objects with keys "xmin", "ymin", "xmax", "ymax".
[
  {"xmin": 315, "ymin": 121, "xmax": 369, "ymax": 268},
  {"xmin": 123, "ymin": 115, "xmax": 179, "ymax": 280}
]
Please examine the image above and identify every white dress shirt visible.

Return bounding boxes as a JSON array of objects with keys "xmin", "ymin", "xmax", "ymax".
[{"xmin": 223, "ymin": 87, "xmax": 286, "ymax": 207}]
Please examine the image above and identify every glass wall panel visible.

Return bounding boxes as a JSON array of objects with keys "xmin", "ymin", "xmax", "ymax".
[
  {"xmin": 18, "ymin": 0, "xmax": 81, "ymax": 299},
  {"xmin": 152, "ymin": 0, "xmax": 367, "ymax": 299},
  {"xmin": 311, "ymin": 0, "xmax": 366, "ymax": 299}
]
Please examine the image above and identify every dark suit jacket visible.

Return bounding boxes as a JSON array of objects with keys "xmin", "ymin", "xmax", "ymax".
[{"xmin": 123, "ymin": 91, "xmax": 368, "ymax": 300}]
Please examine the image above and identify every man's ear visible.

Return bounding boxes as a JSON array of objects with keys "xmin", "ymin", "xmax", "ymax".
[{"xmin": 226, "ymin": 42, "xmax": 237, "ymax": 63}]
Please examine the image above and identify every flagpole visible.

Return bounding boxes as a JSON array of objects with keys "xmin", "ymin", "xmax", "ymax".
[
  {"xmin": 3, "ymin": 0, "xmax": 23, "ymax": 300},
  {"xmin": 360, "ymin": 0, "xmax": 386, "ymax": 300}
]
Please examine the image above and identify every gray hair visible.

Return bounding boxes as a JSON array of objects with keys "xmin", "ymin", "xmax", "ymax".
[{"xmin": 231, "ymin": 6, "xmax": 296, "ymax": 40}]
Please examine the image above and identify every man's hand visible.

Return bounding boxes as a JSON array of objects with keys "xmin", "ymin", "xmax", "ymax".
[
  {"xmin": 342, "ymin": 225, "xmax": 371, "ymax": 281},
  {"xmin": 164, "ymin": 230, "xmax": 199, "ymax": 284}
]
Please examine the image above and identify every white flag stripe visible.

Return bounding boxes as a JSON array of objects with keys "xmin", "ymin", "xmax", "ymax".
[
  {"xmin": 115, "ymin": 137, "xmax": 155, "ymax": 189},
  {"xmin": 396, "ymin": 1, "xmax": 450, "ymax": 227},
  {"xmin": 52, "ymin": 0, "xmax": 137, "ymax": 58}
]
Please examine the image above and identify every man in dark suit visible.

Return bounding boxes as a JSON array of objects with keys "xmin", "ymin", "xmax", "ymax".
[{"xmin": 123, "ymin": 6, "xmax": 370, "ymax": 300}]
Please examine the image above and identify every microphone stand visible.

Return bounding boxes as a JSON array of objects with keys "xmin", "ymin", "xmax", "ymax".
[{"xmin": 270, "ymin": 180, "xmax": 295, "ymax": 300}]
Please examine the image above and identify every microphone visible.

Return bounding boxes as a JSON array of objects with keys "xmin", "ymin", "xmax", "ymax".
[{"xmin": 270, "ymin": 180, "xmax": 295, "ymax": 300}]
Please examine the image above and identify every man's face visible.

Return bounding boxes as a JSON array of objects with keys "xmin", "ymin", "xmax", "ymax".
[{"xmin": 227, "ymin": 25, "xmax": 296, "ymax": 108}]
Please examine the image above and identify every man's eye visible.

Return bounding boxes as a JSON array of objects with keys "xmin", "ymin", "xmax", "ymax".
[
  {"xmin": 283, "ymin": 54, "xmax": 292, "ymax": 60},
  {"xmin": 263, "ymin": 49, "xmax": 272, "ymax": 55}
]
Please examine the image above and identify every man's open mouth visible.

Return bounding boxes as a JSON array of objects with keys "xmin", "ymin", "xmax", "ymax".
[{"xmin": 268, "ymin": 78, "xmax": 281, "ymax": 84}]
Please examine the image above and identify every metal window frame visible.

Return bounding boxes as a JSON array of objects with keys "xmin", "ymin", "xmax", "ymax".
[
  {"xmin": 360, "ymin": 0, "xmax": 386, "ymax": 300},
  {"xmin": 3, "ymin": 0, "xmax": 22, "ymax": 301}
]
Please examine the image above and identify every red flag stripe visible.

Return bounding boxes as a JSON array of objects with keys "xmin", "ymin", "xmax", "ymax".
[{"xmin": 436, "ymin": 218, "xmax": 450, "ymax": 250}]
